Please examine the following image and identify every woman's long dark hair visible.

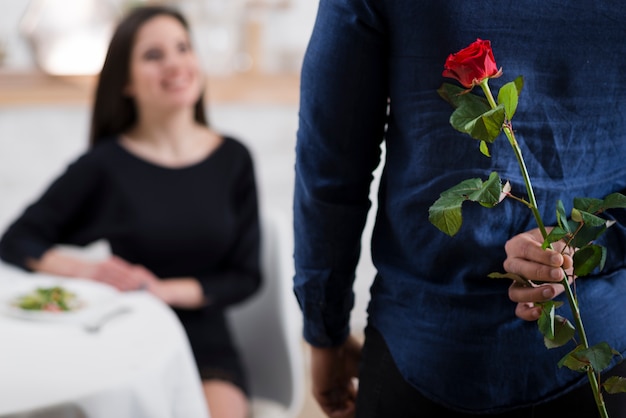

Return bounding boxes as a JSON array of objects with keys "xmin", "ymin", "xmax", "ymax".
[{"xmin": 89, "ymin": 5, "xmax": 208, "ymax": 147}]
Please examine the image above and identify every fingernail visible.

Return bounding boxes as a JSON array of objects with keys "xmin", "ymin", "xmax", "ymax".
[
  {"xmin": 550, "ymin": 254, "xmax": 562, "ymax": 266},
  {"xmin": 542, "ymin": 287, "xmax": 553, "ymax": 298},
  {"xmin": 550, "ymin": 269, "xmax": 562, "ymax": 280}
]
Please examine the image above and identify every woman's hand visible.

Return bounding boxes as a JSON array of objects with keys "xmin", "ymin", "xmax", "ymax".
[
  {"xmin": 28, "ymin": 250, "xmax": 145, "ymax": 291},
  {"xmin": 503, "ymin": 228, "xmax": 573, "ymax": 321},
  {"xmin": 82, "ymin": 256, "xmax": 149, "ymax": 291},
  {"xmin": 84, "ymin": 258, "xmax": 206, "ymax": 308},
  {"xmin": 29, "ymin": 249, "xmax": 204, "ymax": 307}
]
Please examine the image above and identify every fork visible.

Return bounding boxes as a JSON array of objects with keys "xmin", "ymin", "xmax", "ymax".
[{"xmin": 83, "ymin": 305, "xmax": 132, "ymax": 333}]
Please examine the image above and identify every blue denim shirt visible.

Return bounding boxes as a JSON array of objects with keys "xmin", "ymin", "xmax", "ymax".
[{"xmin": 294, "ymin": 0, "xmax": 626, "ymax": 413}]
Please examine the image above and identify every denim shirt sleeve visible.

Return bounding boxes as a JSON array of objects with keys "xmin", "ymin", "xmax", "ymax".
[{"xmin": 293, "ymin": 0, "xmax": 389, "ymax": 347}]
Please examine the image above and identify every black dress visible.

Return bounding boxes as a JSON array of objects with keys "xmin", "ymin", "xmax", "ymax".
[{"xmin": 0, "ymin": 136, "xmax": 262, "ymax": 394}]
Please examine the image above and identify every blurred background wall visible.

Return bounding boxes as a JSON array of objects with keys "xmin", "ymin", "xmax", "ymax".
[{"xmin": 0, "ymin": 0, "xmax": 319, "ymax": 75}]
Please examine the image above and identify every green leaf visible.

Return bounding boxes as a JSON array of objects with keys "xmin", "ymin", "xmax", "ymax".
[
  {"xmin": 556, "ymin": 200, "xmax": 570, "ymax": 232},
  {"xmin": 513, "ymin": 76, "xmax": 524, "ymax": 95},
  {"xmin": 602, "ymin": 192, "xmax": 626, "ymax": 210},
  {"xmin": 537, "ymin": 302, "xmax": 571, "ymax": 348},
  {"xmin": 437, "ymin": 83, "xmax": 490, "ymax": 110},
  {"xmin": 479, "ymin": 140, "xmax": 490, "ymax": 157},
  {"xmin": 558, "ymin": 345, "xmax": 591, "ymax": 372},
  {"xmin": 544, "ymin": 315, "xmax": 576, "ymax": 349},
  {"xmin": 542, "ymin": 227, "xmax": 568, "ymax": 250},
  {"xmin": 570, "ymin": 342, "xmax": 617, "ymax": 373},
  {"xmin": 488, "ymin": 271, "xmax": 530, "ymax": 285},
  {"xmin": 428, "ymin": 172, "xmax": 502, "ymax": 236},
  {"xmin": 451, "ymin": 105, "xmax": 505, "ymax": 143},
  {"xmin": 574, "ymin": 193, "xmax": 626, "ymax": 214},
  {"xmin": 438, "ymin": 82, "xmax": 506, "ymax": 143},
  {"xmin": 573, "ymin": 244, "xmax": 606, "ymax": 276},
  {"xmin": 538, "ymin": 301, "xmax": 557, "ymax": 339},
  {"xmin": 468, "ymin": 171, "xmax": 502, "ymax": 207},
  {"xmin": 576, "ymin": 209, "xmax": 609, "ymax": 227},
  {"xmin": 498, "ymin": 80, "xmax": 519, "ymax": 120},
  {"xmin": 428, "ymin": 193, "xmax": 464, "ymax": 237},
  {"xmin": 604, "ymin": 376, "xmax": 626, "ymax": 394},
  {"xmin": 574, "ymin": 197, "xmax": 604, "ymax": 214},
  {"xmin": 571, "ymin": 208, "xmax": 582, "ymax": 223},
  {"xmin": 568, "ymin": 221, "xmax": 608, "ymax": 249}
]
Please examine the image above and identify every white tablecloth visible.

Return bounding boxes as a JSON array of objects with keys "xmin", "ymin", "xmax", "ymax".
[{"xmin": 0, "ymin": 264, "xmax": 210, "ymax": 418}]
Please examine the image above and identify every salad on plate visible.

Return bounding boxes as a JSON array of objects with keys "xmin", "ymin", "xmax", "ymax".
[{"xmin": 13, "ymin": 286, "xmax": 84, "ymax": 312}]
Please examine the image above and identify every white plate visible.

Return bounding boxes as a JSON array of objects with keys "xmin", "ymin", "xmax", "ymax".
[{"xmin": 1, "ymin": 277, "xmax": 120, "ymax": 324}]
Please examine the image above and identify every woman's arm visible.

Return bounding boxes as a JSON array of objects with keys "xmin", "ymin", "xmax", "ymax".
[
  {"xmin": 27, "ymin": 248, "xmax": 146, "ymax": 292},
  {"xmin": 194, "ymin": 144, "xmax": 262, "ymax": 309},
  {"xmin": 30, "ymin": 248, "xmax": 207, "ymax": 309}
]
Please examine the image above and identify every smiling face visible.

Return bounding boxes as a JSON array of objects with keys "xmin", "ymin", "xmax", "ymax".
[{"xmin": 125, "ymin": 14, "xmax": 203, "ymax": 116}]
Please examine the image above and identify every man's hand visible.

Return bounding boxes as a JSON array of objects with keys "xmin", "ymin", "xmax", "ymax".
[
  {"xmin": 504, "ymin": 228, "xmax": 573, "ymax": 321},
  {"xmin": 310, "ymin": 335, "xmax": 362, "ymax": 418}
]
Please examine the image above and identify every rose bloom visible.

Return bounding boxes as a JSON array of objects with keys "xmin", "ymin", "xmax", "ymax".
[{"xmin": 442, "ymin": 38, "xmax": 501, "ymax": 88}]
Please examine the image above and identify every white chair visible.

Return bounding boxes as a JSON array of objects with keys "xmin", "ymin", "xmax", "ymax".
[{"xmin": 227, "ymin": 210, "xmax": 305, "ymax": 418}]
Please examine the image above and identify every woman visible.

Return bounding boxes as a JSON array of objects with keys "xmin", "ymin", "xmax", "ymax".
[{"xmin": 0, "ymin": 6, "xmax": 260, "ymax": 418}]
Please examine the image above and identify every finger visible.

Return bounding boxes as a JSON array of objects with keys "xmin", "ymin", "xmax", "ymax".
[
  {"xmin": 105, "ymin": 257, "xmax": 142, "ymax": 287},
  {"xmin": 327, "ymin": 405, "xmax": 355, "ymax": 418},
  {"xmin": 130, "ymin": 265, "xmax": 162, "ymax": 290},
  {"xmin": 515, "ymin": 302, "xmax": 542, "ymax": 321},
  {"xmin": 93, "ymin": 261, "xmax": 137, "ymax": 291},
  {"xmin": 503, "ymin": 256, "xmax": 565, "ymax": 283},
  {"xmin": 508, "ymin": 282, "xmax": 559, "ymax": 303},
  {"xmin": 505, "ymin": 234, "xmax": 565, "ymax": 267},
  {"xmin": 313, "ymin": 380, "xmax": 357, "ymax": 414},
  {"xmin": 131, "ymin": 265, "xmax": 157, "ymax": 282},
  {"xmin": 108, "ymin": 255, "xmax": 134, "ymax": 268},
  {"xmin": 316, "ymin": 393, "xmax": 355, "ymax": 418},
  {"xmin": 100, "ymin": 275, "xmax": 132, "ymax": 291},
  {"xmin": 100, "ymin": 268, "xmax": 132, "ymax": 290},
  {"xmin": 92, "ymin": 275, "xmax": 127, "ymax": 291},
  {"xmin": 110, "ymin": 257, "xmax": 151, "ymax": 289},
  {"xmin": 562, "ymin": 253, "xmax": 573, "ymax": 270}
]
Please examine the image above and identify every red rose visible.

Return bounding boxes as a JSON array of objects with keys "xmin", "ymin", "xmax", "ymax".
[{"xmin": 442, "ymin": 39, "xmax": 501, "ymax": 89}]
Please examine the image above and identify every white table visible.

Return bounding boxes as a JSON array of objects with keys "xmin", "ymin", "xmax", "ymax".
[{"xmin": 0, "ymin": 263, "xmax": 210, "ymax": 418}]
